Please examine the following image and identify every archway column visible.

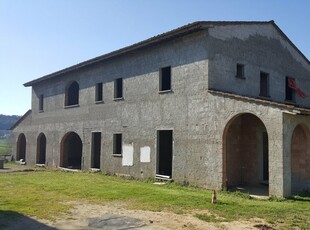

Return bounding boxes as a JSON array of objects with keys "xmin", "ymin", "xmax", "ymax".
[
  {"xmin": 269, "ymin": 112, "xmax": 292, "ymax": 197},
  {"xmin": 268, "ymin": 115, "xmax": 291, "ymax": 197}
]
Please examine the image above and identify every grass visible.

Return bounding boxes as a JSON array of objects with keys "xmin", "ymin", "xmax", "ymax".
[
  {"xmin": 0, "ymin": 139, "xmax": 11, "ymax": 155},
  {"xmin": 0, "ymin": 167, "xmax": 309, "ymax": 229}
]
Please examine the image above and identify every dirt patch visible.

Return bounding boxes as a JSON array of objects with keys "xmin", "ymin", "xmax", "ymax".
[{"xmin": 1, "ymin": 202, "xmax": 274, "ymax": 230}]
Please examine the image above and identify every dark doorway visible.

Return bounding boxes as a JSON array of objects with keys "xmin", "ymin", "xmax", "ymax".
[
  {"xmin": 262, "ymin": 132, "xmax": 269, "ymax": 181},
  {"xmin": 16, "ymin": 133, "xmax": 26, "ymax": 161},
  {"xmin": 36, "ymin": 133, "xmax": 46, "ymax": 164},
  {"xmin": 157, "ymin": 130, "xmax": 173, "ymax": 177},
  {"xmin": 91, "ymin": 132, "xmax": 101, "ymax": 169},
  {"xmin": 60, "ymin": 132, "xmax": 82, "ymax": 169}
]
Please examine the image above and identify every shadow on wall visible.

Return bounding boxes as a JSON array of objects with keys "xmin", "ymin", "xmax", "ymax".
[{"xmin": 0, "ymin": 210, "xmax": 55, "ymax": 230}]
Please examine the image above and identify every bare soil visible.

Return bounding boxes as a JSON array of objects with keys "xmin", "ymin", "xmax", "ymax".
[{"xmin": 2, "ymin": 201, "xmax": 275, "ymax": 230}]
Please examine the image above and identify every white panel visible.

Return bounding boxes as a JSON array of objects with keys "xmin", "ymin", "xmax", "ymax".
[
  {"xmin": 122, "ymin": 143, "xmax": 134, "ymax": 166},
  {"xmin": 140, "ymin": 146, "xmax": 151, "ymax": 163}
]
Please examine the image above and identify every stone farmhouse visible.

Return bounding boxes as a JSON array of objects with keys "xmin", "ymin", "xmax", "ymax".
[{"xmin": 11, "ymin": 21, "xmax": 310, "ymax": 197}]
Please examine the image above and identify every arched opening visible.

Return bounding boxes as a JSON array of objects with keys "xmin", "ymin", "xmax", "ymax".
[
  {"xmin": 65, "ymin": 81, "xmax": 79, "ymax": 106},
  {"xmin": 223, "ymin": 113, "xmax": 269, "ymax": 195},
  {"xmin": 36, "ymin": 133, "xmax": 46, "ymax": 164},
  {"xmin": 16, "ymin": 133, "xmax": 26, "ymax": 161},
  {"xmin": 291, "ymin": 124, "xmax": 310, "ymax": 194},
  {"xmin": 60, "ymin": 132, "xmax": 82, "ymax": 169}
]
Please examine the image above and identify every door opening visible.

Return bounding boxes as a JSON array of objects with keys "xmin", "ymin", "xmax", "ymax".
[
  {"xmin": 262, "ymin": 132, "xmax": 269, "ymax": 182},
  {"xmin": 91, "ymin": 132, "xmax": 101, "ymax": 169},
  {"xmin": 157, "ymin": 130, "xmax": 173, "ymax": 178}
]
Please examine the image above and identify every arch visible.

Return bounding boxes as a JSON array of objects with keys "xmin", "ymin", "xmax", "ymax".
[
  {"xmin": 65, "ymin": 81, "xmax": 79, "ymax": 106},
  {"xmin": 222, "ymin": 113, "xmax": 269, "ymax": 194},
  {"xmin": 291, "ymin": 123, "xmax": 310, "ymax": 194},
  {"xmin": 36, "ymin": 133, "xmax": 46, "ymax": 164},
  {"xmin": 16, "ymin": 133, "xmax": 26, "ymax": 161},
  {"xmin": 60, "ymin": 132, "xmax": 82, "ymax": 169}
]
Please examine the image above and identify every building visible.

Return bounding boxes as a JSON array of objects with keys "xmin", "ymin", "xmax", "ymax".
[{"xmin": 11, "ymin": 21, "xmax": 310, "ymax": 197}]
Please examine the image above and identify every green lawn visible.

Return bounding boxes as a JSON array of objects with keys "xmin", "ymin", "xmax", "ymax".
[
  {"xmin": 0, "ymin": 139, "xmax": 11, "ymax": 155},
  {"xmin": 0, "ymin": 168, "xmax": 309, "ymax": 229}
]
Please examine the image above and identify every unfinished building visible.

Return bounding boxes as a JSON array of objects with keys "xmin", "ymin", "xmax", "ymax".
[{"xmin": 11, "ymin": 21, "xmax": 310, "ymax": 197}]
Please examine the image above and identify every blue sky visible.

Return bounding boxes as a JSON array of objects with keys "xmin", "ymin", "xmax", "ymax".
[{"xmin": 0, "ymin": 0, "xmax": 309, "ymax": 115}]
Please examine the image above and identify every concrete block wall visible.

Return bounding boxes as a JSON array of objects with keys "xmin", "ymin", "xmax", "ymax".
[
  {"xmin": 207, "ymin": 23, "xmax": 310, "ymax": 108},
  {"xmin": 13, "ymin": 31, "xmax": 212, "ymax": 187}
]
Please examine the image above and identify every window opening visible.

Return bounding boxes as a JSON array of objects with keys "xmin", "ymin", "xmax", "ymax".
[
  {"xmin": 39, "ymin": 94, "xmax": 44, "ymax": 111},
  {"xmin": 286, "ymin": 77, "xmax": 295, "ymax": 101},
  {"xmin": 236, "ymin": 64, "xmax": 245, "ymax": 79},
  {"xmin": 65, "ymin": 81, "xmax": 79, "ymax": 106},
  {"xmin": 114, "ymin": 78, "xmax": 123, "ymax": 99},
  {"xmin": 95, "ymin": 83, "xmax": 103, "ymax": 102},
  {"xmin": 159, "ymin": 66, "xmax": 171, "ymax": 91},
  {"xmin": 260, "ymin": 72, "xmax": 269, "ymax": 97}
]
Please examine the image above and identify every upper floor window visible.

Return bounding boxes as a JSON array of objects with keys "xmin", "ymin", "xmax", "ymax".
[
  {"xmin": 95, "ymin": 82, "xmax": 103, "ymax": 102},
  {"xmin": 65, "ymin": 81, "xmax": 79, "ymax": 106},
  {"xmin": 259, "ymin": 72, "xmax": 270, "ymax": 97},
  {"xmin": 286, "ymin": 77, "xmax": 295, "ymax": 102},
  {"xmin": 236, "ymin": 63, "xmax": 245, "ymax": 79},
  {"xmin": 159, "ymin": 66, "xmax": 171, "ymax": 91},
  {"xmin": 114, "ymin": 78, "xmax": 123, "ymax": 99},
  {"xmin": 39, "ymin": 94, "xmax": 44, "ymax": 111}
]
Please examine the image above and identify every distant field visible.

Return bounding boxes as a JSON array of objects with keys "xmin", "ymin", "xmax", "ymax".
[{"xmin": 0, "ymin": 138, "xmax": 11, "ymax": 155}]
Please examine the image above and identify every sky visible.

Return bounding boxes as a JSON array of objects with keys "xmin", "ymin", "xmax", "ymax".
[{"xmin": 0, "ymin": 0, "xmax": 310, "ymax": 115}]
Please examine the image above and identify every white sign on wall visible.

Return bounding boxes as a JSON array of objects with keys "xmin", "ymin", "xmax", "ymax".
[
  {"xmin": 140, "ymin": 146, "xmax": 151, "ymax": 163},
  {"xmin": 122, "ymin": 143, "xmax": 134, "ymax": 166}
]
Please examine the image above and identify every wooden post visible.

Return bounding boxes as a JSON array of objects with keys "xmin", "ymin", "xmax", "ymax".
[{"xmin": 211, "ymin": 190, "xmax": 217, "ymax": 204}]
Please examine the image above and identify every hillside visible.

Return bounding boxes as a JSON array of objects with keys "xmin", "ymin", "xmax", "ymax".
[{"xmin": 0, "ymin": 114, "xmax": 21, "ymax": 137}]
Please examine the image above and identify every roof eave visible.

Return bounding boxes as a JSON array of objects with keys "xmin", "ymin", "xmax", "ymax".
[
  {"xmin": 24, "ymin": 21, "xmax": 208, "ymax": 87},
  {"xmin": 24, "ymin": 20, "xmax": 310, "ymax": 87},
  {"xmin": 9, "ymin": 110, "xmax": 32, "ymax": 130}
]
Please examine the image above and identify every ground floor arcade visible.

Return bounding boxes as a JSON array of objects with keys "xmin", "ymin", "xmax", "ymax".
[{"xmin": 12, "ymin": 95, "xmax": 310, "ymax": 197}]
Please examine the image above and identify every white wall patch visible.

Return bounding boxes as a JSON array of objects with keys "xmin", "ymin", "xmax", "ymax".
[
  {"xmin": 140, "ymin": 146, "xmax": 151, "ymax": 163},
  {"xmin": 122, "ymin": 143, "xmax": 134, "ymax": 166}
]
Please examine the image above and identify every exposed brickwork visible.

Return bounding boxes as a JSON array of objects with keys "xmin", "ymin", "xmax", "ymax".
[{"xmin": 226, "ymin": 114, "xmax": 267, "ymax": 187}]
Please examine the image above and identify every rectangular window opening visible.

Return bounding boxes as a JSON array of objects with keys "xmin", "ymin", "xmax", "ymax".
[
  {"xmin": 285, "ymin": 77, "xmax": 295, "ymax": 101},
  {"xmin": 95, "ymin": 83, "xmax": 103, "ymax": 102},
  {"xmin": 114, "ymin": 78, "xmax": 123, "ymax": 99},
  {"xmin": 113, "ymin": 133, "xmax": 122, "ymax": 155},
  {"xmin": 259, "ymin": 72, "xmax": 269, "ymax": 97},
  {"xmin": 236, "ymin": 64, "xmax": 245, "ymax": 79},
  {"xmin": 159, "ymin": 66, "xmax": 171, "ymax": 91},
  {"xmin": 39, "ymin": 94, "xmax": 44, "ymax": 111}
]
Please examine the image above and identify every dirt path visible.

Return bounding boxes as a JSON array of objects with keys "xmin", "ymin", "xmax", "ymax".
[{"xmin": 2, "ymin": 202, "xmax": 274, "ymax": 230}]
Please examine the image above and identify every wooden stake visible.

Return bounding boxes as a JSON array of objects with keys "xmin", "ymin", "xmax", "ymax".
[{"xmin": 211, "ymin": 190, "xmax": 217, "ymax": 204}]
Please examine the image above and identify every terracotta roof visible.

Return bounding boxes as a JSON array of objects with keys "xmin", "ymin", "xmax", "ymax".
[
  {"xmin": 10, "ymin": 110, "xmax": 32, "ymax": 130},
  {"xmin": 24, "ymin": 20, "xmax": 309, "ymax": 87},
  {"xmin": 208, "ymin": 89, "xmax": 310, "ymax": 115}
]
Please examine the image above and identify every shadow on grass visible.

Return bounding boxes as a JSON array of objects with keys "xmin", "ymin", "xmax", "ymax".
[
  {"xmin": 287, "ymin": 190, "xmax": 310, "ymax": 202},
  {"xmin": 0, "ymin": 210, "xmax": 55, "ymax": 230}
]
